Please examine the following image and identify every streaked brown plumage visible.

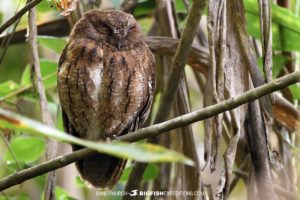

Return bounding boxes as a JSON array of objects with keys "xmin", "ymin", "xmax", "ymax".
[{"xmin": 57, "ymin": 9, "xmax": 155, "ymax": 188}]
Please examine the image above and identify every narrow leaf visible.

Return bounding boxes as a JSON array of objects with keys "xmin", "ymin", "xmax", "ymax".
[{"xmin": 0, "ymin": 108, "xmax": 194, "ymax": 165}]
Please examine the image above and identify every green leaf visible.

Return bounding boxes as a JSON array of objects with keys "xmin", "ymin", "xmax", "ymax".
[
  {"xmin": 0, "ymin": 108, "xmax": 194, "ymax": 165},
  {"xmin": 175, "ymin": 0, "xmax": 191, "ymax": 13},
  {"xmin": 0, "ymin": 12, "xmax": 3, "ymax": 24},
  {"xmin": 20, "ymin": 64, "xmax": 31, "ymax": 86},
  {"xmin": 244, "ymin": 0, "xmax": 300, "ymax": 35},
  {"xmin": 40, "ymin": 59, "xmax": 58, "ymax": 88},
  {"xmin": 133, "ymin": 0, "xmax": 156, "ymax": 17},
  {"xmin": 75, "ymin": 176, "xmax": 86, "ymax": 188},
  {"xmin": 0, "ymin": 44, "xmax": 29, "ymax": 83},
  {"xmin": 0, "ymin": 80, "xmax": 20, "ymax": 98},
  {"xmin": 280, "ymin": 28, "xmax": 300, "ymax": 51},
  {"xmin": 120, "ymin": 163, "xmax": 159, "ymax": 182},
  {"xmin": 143, "ymin": 163, "xmax": 159, "ymax": 181},
  {"xmin": 256, "ymin": 55, "xmax": 289, "ymax": 78},
  {"xmin": 55, "ymin": 186, "xmax": 77, "ymax": 200},
  {"xmin": 245, "ymin": 12, "xmax": 282, "ymax": 50},
  {"xmin": 0, "ymin": 194, "xmax": 30, "ymax": 200},
  {"xmin": 244, "ymin": 0, "xmax": 300, "ymax": 51},
  {"xmin": 38, "ymin": 36, "xmax": 67, "ymax": 54},
  {"xmin": 36, "ymin": 0, "xmax": 52, "ymax": 12},
  {"xmin": 119, "ymin": 166, "xmax": 132, "ymax": 182},
  {"xmin": 20, "ymin": 59, "xmax": 57, "ymax": 89},
  {"xmin": 4, "ymin": 136, "xmax": 45, "ymax": 164},
  {"xmin": 289, "ymin": 84, "xmax": 300, "ymax": 99}
]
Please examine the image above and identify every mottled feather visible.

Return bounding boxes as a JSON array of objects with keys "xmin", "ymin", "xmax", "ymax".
[{"xmin": 57, "ymin": 10, "xmax": 155, "ymax": 188}]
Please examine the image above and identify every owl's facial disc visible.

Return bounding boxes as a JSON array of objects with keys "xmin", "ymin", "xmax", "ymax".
[{"xmin": 84, "ymin": 10, "xmax": 141, "ymax": 50}]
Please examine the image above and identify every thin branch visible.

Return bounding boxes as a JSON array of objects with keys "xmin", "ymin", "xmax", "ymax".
[
  {"xmin": 0, "ymin": 134, "xmax": 22, "ymax": 170},
  {"xmin": 28, "ymin": 1, "xmax": 55, "ymax": 145},
  {"xmin": 28, "ymin": 4, "xmax": 56, "ymax": 200},
  {"xmin": 0, "ymin": 0, "xmax": 43, "ymax": 35},
  {"xmin": 0, "ymin": 71, "xmax": 299, "ymax": 191},
  {"xmin": 154, "ymin": 0, "xmax": 207, "ymax": 124},
  {"xmin": 0, "ymin": 30, "xmax": 210, "ymax": 74},
  {"xmin": 124, "ymin": 0, "xmax": 207, "ymax": 194},
  {"xmin": 120, "ymin": 0, "xmax": 138, "ymax": 13},
  {"xmin": 258, "ymin": 0, "xmax": 273, "ymax": 87},
  {"xmin": 246, "ymin": 100, "xmax": 278, "ymax": 200},
  {"xmin": 0, "ymin": 0, "xmax": 24, "ymax": 64},
  {"xmin": 145, "ymin": 36, "xmax": 209, "ymax": 74},
  {"xmin": 0, "ymin": 18, "xmax": 70, "ymax": 45},
  {"xmin": 0, "ymin": 72, "xmax": 56, "ymax": 102}
]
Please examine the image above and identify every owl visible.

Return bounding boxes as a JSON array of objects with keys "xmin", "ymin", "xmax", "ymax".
[{"xmin": 57, "ymin": 10, "xmax": 156, "ymax": 188}]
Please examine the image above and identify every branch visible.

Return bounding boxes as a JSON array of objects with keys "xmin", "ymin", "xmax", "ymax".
[
  {"xmin": 153, "ymin": 0, "xmax": 207, "ymax": 124},
  {"xmin": 0, "ymin": 71, "xmax": 299, "ymax": 191},
  {"xmin": 145, "ymin": 36, "xmax": 209, "ymax": 75},
  {"xmin": 0, "ymin": 27, "xmax": 210, "ymax": 74},
  {"xmin": 124, "ymin": 0, "xmax": 207, "ymax": 194},
  {"xmin": 28, "ymin": 4, "xmax": 57, "ymax": 199},
  {"xmin": 120, "ymin": 0, "xmax": 138, "ymax": 13},
  {"xmin": 0, "ymin": 0, "xmax": 43, "ymax": 34}
]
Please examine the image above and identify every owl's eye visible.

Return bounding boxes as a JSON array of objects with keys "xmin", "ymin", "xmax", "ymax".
[
  {"xmin": 95, "ymin": 22, "xmax": 112, "ymax": 35},
  {"xmin": 128, "ymin": 25, "xmax": 136, "ymax": 32}
]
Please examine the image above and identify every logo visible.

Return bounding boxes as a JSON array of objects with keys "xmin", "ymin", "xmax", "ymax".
[{"xmin": 129, "ymin": 190, "xmax": 138, "ymax": 196}]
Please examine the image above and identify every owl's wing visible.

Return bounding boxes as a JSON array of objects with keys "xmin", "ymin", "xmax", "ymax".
[
  {"xmin": 58, "ymin": 43, "xmax": 81, "ymax": 138},
  {"xmin": 58, "ymin": 43, "xmax": 69, "ymax": 70},
  {"xmin": 61, "ymin": 108, "xmax": 71, "ymax": 134},
  {"xmin": 133, "ymin": 49, "xmax": 156, "ymax": 131},
  {"xmin": 58, "ymin": 44, "xmax": 70, "ymax": 133}
]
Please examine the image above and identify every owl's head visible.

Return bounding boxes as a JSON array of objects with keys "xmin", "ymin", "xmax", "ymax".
[{"xmin": 71, "ymin": 10, "xmax": 143, "ymax": 50}]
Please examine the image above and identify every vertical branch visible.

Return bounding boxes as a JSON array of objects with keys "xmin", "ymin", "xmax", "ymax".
[
  {"xmin": 152, "ymin": 0, "xmax": 178, "ymax": 194},
  {"xmin": 120, "ymin": 0, "xmax": 139, "ymax": 13},
  {"xmin": 258, "ymin": 0, "xmax": 274, "ymax": 103},
  {"xmin": 27, "ymin": 3, "xmax": 57, "ymax": 200},
  {"xmin": 277, "ymin": 0, "xmax": 298, "ymax": 191},
  {"xmin": 124, "ymin": 0, "xmax": 207, "ymax": 196},
  {"xmin": 204, "ymin": 0, "xmax": 227, "ymax": 171},
  {"xmin": 246, "ymin": 100, "xmax": 278, "ymax": 200}
]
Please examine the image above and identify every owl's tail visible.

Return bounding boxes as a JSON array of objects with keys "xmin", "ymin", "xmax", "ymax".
[{"xmin": 73, "ymin": 145, "xmax": 127, "ymax": 188}]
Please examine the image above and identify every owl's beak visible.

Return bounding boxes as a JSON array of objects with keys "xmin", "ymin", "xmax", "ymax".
[
  {"xmin": 117, "ymin": 41, "xmax": 122, "ymax": 51},
  {"xmin": 115, "ymin": 31, "xmax": 127, "ymax": 51}
]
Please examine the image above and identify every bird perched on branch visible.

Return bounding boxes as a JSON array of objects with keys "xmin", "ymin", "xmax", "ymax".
[{"xmin": 57, "ymin": 9, "xmax": 156, "ymax": 188}]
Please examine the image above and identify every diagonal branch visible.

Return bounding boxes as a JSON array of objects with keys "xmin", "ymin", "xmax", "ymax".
[
  {"xmin": 0, "ymin": 71, "xmax": 299, "ymax": 191},
  {"xmin": 0, "ymin": 0, "xmax": 43, "ymax": 35},
  {"xmin": 153, "ymin": 0, "xmax": 207, "ymax": 124}
]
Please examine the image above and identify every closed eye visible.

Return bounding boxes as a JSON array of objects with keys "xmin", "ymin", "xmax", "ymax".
[
  {"xmin": 128, "ymin": 25, "xmax": 137, "ymax": 33},
  {"xmin": 95, "ymin": 22, "xmax": 113, "ymax": 35}
]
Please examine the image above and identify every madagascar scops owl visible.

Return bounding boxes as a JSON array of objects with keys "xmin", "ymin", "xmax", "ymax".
[{"xmin": 57, "ymin": 9, "xmax": 156, "ymax": 188}]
